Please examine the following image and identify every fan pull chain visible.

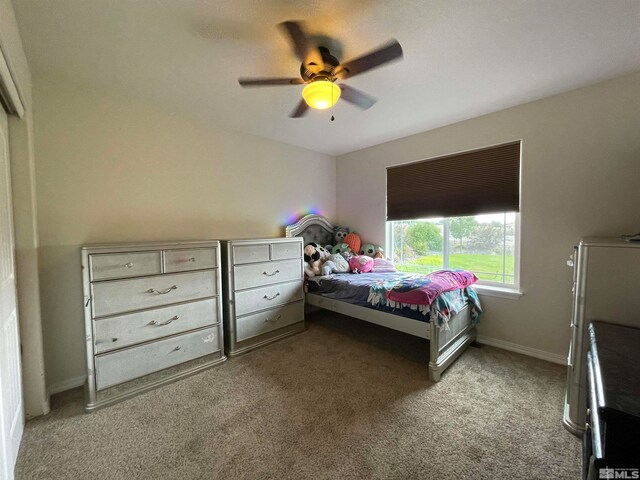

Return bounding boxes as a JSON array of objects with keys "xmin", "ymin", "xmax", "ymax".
[{"xmin": 330, "ymin": 83, "xmax": 335, "ymax": 122}]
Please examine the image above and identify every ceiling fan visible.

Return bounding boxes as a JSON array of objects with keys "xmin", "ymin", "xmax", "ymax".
[{"xmin": 238, "ymin": 21, "xmax": 403, "ymax": 118}]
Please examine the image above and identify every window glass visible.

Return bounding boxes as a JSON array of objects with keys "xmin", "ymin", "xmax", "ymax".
[{"xmin": 388, "ymin": 212, "xmax": 518, "ymax": 287}]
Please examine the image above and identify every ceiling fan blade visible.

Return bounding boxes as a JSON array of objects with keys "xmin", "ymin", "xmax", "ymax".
[
  {"xmin": 278, "ymin": 21, "xmax": 324, "ymax": 73},
  {"xmin": 289, "ymin": 99, "xmax": 309, "ymax": 118},
  {"xmin": 336, "ymin": 39, "xmax": 403, "ymax": 79},
  {"xmin": 239, "ymin": 77, "xmax": 305, "ymax": 87},
  {"xmin": 339, "ymin": 85, "xmax": 377, "ymax": 110}
]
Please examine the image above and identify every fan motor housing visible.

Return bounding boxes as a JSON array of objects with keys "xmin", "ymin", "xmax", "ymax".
[{"xmin": 300, "ymin": 46, "xmax": 340, "ymax": 81}]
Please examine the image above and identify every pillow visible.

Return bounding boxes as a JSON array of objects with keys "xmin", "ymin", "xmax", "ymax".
[
  {"xmin": 371, "ymin": 258, "xmax": 396, "ymax": 273},
  {"xmin": 349, "ymin": 255, "xmax": 374, "ymax": 273}
]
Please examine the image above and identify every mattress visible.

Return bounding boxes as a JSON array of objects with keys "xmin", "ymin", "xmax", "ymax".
[{"xmin": 307, "ymin": 272, "xmax": 481, "ymax": 326}]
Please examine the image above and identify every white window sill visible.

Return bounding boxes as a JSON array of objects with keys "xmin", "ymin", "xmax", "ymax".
[{"xmin": 474, "ymin": 284, "xmax": 523, "ymax": 300}]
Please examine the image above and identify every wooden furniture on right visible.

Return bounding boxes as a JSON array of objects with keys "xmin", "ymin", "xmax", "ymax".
[
  {"xmin": 221, "ymin": 238, "xmax": 305, "ymax": 356},
  {"xmin": 584, "ymin": 321, "xmax": 640, "ymax": 477},
  {"xmin": 564, "ymin": 238, "xmax": 640, "ymax": 435}
]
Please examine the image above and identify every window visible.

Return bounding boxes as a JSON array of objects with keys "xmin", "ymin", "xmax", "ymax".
[
  {"xmin": 385, "ymin": 141, "xmax": 521, "ymax": 290},
  {"xmin": 387, "ymin": 212, "xmax": 519, "ymax": 288}
]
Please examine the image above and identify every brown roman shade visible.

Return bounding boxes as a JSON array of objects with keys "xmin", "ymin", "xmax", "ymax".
[{"xmin": 386, "ymin": 141, "xmax": 520, "ymax": 220}]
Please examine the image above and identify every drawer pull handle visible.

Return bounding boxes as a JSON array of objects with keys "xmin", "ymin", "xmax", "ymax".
[
  {"xmin": 112, "ymin": 337, "xmax": 118, "ymax": 343},
  {"xmin": 173, "ymin": 346, "xmax": 181, "ymax": 352},
  {"xmin": 262, "ymin": 269, "xmax": 280, "ymax": 277},
  {"xmin": 188, "ymin": 257, "xmax": 196, "ymax": 262},
  {"xmin": 149, "ymin": 315, "xmax": 179, "ymax": 326},
  {"xmin": 264, "ymin": 315, "xmax": 282, "ymax": 323},
  {"xmin": 146, "ymin": 285, "xmax": 178, "ymax": 295},
  {"xmin": 263, "ymin": 292, "xmax": 280, "ymax": 301},
  {"xmin": 123, "ymin": 262, "xmax": 134, "ymax": 269}
]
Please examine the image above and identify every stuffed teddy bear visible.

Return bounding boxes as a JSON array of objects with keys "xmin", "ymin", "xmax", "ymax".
[
  {"xmin": 334, "ymin": 226, "xmax": 350, "ymax": 245},
  {"xmin": 349, "ymin": 255, "xmax": 374, "ymax": 274}
]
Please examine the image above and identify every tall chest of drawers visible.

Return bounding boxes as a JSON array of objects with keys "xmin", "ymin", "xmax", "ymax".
[
  {"xmin": 221, "ymin": 238, "xmax": 305, "ymax": 356},
  {"xmin": 81, "ymin": 241, "xmax": 226, "ymax": 412}
]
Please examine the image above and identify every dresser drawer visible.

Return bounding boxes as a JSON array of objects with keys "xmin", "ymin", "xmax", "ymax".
[
  {"xmin": 235, "ymin": 280, "xmax": 303, "ymax": 316},
  {"xmin": 271, "ymin": 241, "xmax": 302, "ymax": 261},
  {"xmin": 92, "ymin": 270, "xmax": 217, "ymax": 317},
  {"xmin": 93, "ymin": 299, "xmax": 218, "ymax": 354},
  {"xmin": 236, "ymin": 301, "xmax": 304, "ymax": 342},
  {"xmin": 95, "ymin": 327, "xmax": 219, "ymax": 390},
  {"xmin": 164, "ymin": 248, "xmax": 217, "ymax": 273},
  {"xmin": 233, "ymin": 244, "xmax": 270, "ymax": 264},
  {"xmin": 234, "ymin": 258, "xmax": 302, "ymax": 291},
  {"xmin": 90, "ymin": 252, "xmax": 161, "ymax": 281}
]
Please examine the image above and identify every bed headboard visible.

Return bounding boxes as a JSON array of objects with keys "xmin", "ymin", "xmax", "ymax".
[{"xmin": 285, "ymin": 214, "xmax": 335, "ymax": 247}]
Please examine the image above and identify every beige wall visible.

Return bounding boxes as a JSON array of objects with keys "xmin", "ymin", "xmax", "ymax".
[
  {"xmin": 1, "ymin": 0, "xmax": 49, "ymax": 417},
  {"xmin": 336, "ymin": 70, "xmax": 640, "ymax": 360},
  {"xmin": 33, "ymin": 77, "xmax": 336, "ymax": 390}
]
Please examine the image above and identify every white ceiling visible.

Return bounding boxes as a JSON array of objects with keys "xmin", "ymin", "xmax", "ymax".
[{"xmin": 12, "ymin": 0, "xmax": 640, "ymax": 156}]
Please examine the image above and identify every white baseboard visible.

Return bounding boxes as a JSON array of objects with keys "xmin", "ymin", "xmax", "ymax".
[
  {"xmin": 45, "ymin": 340, "xmax": 564, "ymax": 394},
  {"xmin": 476, "ymin": 335, "xmax": 566, "ymax": 365},
  {"xmin": 48, "ymin": 374, "xmax": 86, "ymax": 395}
]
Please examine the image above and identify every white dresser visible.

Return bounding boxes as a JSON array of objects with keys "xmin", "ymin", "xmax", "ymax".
[
  {"xmin": 221, "ymin": 238, "xmax": 305, "ymax": 356},
  {"xmin": 81, "ymin": 240, "xmax": 225, "ymax": 412},
  {"xmin": 563, "ymin": 237, "xmax": 640, "ymax": 435}
]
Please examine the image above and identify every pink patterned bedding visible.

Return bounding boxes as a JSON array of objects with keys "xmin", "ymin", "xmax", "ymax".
[{"xmin": 386, "ymin": 270, "xmax": 478, "ymax": 306}]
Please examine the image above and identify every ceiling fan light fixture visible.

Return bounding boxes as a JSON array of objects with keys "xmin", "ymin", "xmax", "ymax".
[{"xmin": 302, "ymin": 80, "xmax": 341, "ymax": 110}]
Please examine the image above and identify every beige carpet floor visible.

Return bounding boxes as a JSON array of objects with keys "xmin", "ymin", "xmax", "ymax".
[{"xmin": 15, "ymin": 310, "xmax": 581, "ymax": 480}]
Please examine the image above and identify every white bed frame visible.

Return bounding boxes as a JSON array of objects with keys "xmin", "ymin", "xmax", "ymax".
[{"xmin": 285, "ymin": 214, "xmax": 477, "ymax": 381}]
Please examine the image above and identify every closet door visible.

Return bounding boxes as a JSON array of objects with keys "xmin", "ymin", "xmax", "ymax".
[{"xmin": 0, "ymin": 109, "xmax": 23, "ymax": 480}]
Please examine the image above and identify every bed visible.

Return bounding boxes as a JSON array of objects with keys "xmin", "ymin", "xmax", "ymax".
[{"xmin": 285, "ymin": 214, "xmax": 480, "ymax": 381}]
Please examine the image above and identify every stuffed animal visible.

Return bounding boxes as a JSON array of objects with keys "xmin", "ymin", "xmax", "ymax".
[
  {"xmin": 324, "ymin": 244, "xmax": 333, "ymax": 253},
  {"xmin": 328, "ymin": 253, "xmax": 350, "ymax": 273},
  {"xmin": 343, "ymin": 233, "xmax": 361, "ymax": 257},
  {"xmin": 360, "ymin": 244, "xmax": 376, "ymax": 257},
  {"xmin": 316, "ymin": 244, "xmax": 331, "ymax": 261},
  {"xmin": 334, "ymin": 226, "xmax": 350, "ymax": 245},
  {"xmin": 321, "ymin": 260, "xmax": 337, "ymax": 276},
  {"xmin": 349, "ymin": 255, "xmax": 374, "ymax": 274},
  {"xmin": 360, "ymin": 243, "xmax": 385, "ymax": 259},
  {"xmin": 303, "ymin": 243, "xmax": 322, "ymax": 277},
  {"xmin": 332, "ymin": 242, "xmax": 354, "ymax": 262},
  {"xmin": 332, "ymin": 243, "xmax": 348, "ymax": 255}
]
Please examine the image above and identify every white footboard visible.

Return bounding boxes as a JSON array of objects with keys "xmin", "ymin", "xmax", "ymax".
[
  {"xmin": 306, "ymin": 293, "xmax": 476, "ymax": 381},
  {"xmin": 428, "ymin": 306, "xmax": 476, "ymax": 381}
]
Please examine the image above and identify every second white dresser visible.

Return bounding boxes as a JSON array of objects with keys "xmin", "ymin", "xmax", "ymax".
[{"xmin": 221, "ymin": 238, "xmax": 305, "ymax": 356}]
